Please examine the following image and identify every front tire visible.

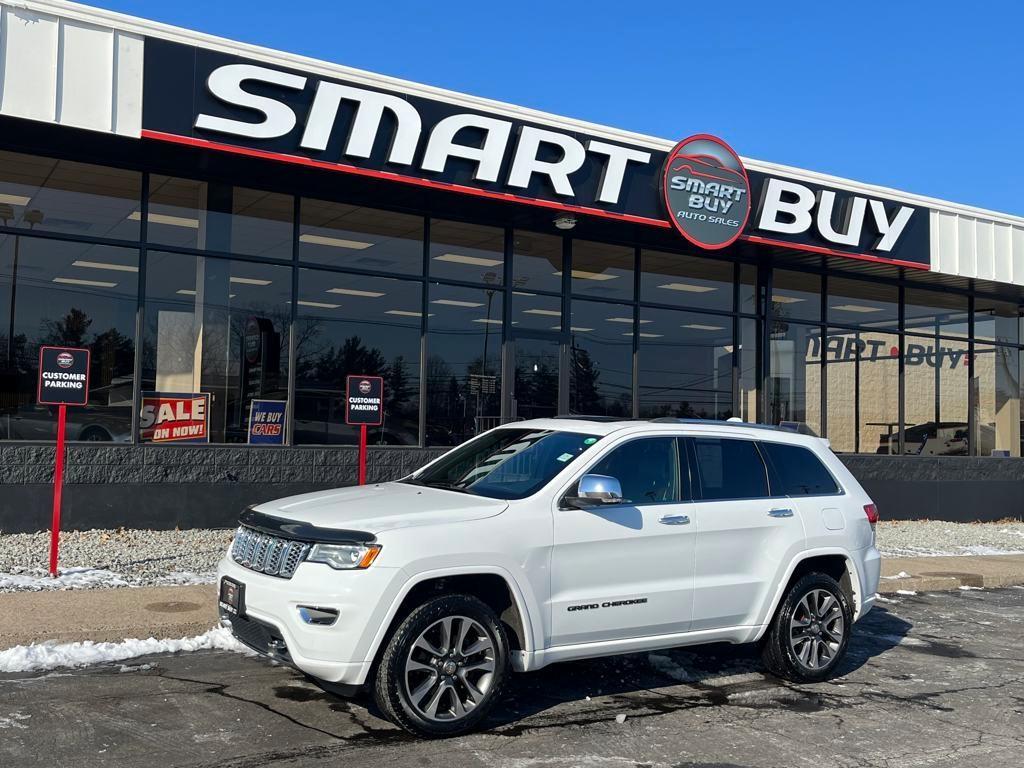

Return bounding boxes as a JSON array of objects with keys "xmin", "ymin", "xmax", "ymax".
[
  {"xmin": 761, "ymin": 572, "xmax": 852, "ymax": 683},
  {"xmin": 373, "ymin": 594, "xmax": 510, "ymax": 737}
]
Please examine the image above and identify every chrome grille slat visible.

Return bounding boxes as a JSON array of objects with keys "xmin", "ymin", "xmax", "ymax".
[{"xmin": 230, "ymin": 525, "xmax": 308, "ymax": 579}]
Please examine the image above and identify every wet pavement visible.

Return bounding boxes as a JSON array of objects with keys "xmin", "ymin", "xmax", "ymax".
[{"xmin": 2, "ymin": 588, "xmax": 1023, "ymax": 768}]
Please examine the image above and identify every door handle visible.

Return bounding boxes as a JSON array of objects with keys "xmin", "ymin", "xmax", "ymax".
[
  {"xmin": 768, "ymin": 508, "xmax": 794, "ymax": 518},
  {"xmin": 658, "ymin": 514, "xmax": 690, "ymax": 525}
]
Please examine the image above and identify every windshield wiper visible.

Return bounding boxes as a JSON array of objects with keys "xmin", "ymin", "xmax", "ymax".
[
  {"xmin": 427, "ymin": 482, "xmax": 476, "ymax": 494},
  {"xmin": 401, "ymin": 477, "xmax": 476, "ymax": 494}
]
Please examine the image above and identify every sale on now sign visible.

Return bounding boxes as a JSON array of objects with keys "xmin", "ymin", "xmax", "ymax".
[{"xmin": 140, "ymin": 392, "xmax": 211, "ymax": 443}]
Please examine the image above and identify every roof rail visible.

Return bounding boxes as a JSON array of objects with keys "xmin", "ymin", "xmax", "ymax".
[
  {"xmin": 647, "ymin": 417, "xmax": 816, "ymax": 435},
  {"xmin": 548, "ymin": 415, "xmax": 820, "ymax": 437},
  {"xmin": 551, "ymin": 415, "xmax": 636, "ymax": 422}
]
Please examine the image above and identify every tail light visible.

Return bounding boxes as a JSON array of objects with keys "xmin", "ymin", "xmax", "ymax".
[{"xmin": 863, "ymin": 503, "xmax": 879, "ymax": 525}]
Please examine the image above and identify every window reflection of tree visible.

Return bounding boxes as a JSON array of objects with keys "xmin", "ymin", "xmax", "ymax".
[{"xmin": 295, "ymin": 316, "xmax": 419, "ymax": 445}]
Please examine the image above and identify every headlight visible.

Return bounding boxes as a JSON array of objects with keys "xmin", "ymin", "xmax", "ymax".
[{"xmin": 306, "ymin": 543, "xmax": 382, "ymax": 570}]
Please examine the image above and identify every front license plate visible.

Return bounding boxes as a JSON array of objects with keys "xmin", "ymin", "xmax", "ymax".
[{"xmin": 219, "ymin": 577, "xmax": 245, "ymax": 616}]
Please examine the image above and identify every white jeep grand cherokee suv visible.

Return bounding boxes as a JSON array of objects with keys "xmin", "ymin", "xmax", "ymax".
[{"xmin": 218, "ymin": 418, "xmax": 881, "ymax": 737}]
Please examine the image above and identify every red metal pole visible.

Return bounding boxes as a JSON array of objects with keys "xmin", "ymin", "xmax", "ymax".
[
  {"xmin": 358, "ymin": 424, "xmax": 367, "ymax": 486},
  {"xmin": 49, "ymin": 404, "xmax": 67, "ymax": 577}
]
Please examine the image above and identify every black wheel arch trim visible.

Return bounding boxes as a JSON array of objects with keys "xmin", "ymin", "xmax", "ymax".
[{"xmin": 239, "ymin": 507, "xmax": 377, "ymax": 545}]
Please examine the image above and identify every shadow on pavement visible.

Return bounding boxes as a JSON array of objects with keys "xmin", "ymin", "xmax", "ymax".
[
  {"xmin": 477, "ymin": 606, "xmax": 914, "ymax": 731},
  {"xmin": 273, "ymin": 606, "xmax": 915, "ymax": 735}
]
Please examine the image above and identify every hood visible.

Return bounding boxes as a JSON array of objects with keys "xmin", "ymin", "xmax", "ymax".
[{"xmin": 250, "ymin": 482, "xmax": 508, "ymax": 534}]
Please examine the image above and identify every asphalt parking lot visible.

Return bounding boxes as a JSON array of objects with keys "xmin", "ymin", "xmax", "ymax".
[{"xmin": 2, "ymin": 588, "xmax": 1023, "ymax": 768}]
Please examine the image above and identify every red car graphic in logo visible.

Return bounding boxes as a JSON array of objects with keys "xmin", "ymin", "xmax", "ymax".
[
  {"xmin": 670, "ymin": 154, "xmax": 747, "ymax": 185},
  {"xmin": 662, "ymin": 134, "xmax": 751, "ymax": 250},
  {"xmin": 56, "ymin": 352, "xmax": 75, "ymax": 369},
  {"xmin": 359, "ymin": 379, "xmax": 372, "ymax": 395}
]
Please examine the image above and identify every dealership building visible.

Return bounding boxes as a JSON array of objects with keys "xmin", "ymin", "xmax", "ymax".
[{"xmin": 1, "ymin": 0, "xmax": 1023, "ymax": 531}]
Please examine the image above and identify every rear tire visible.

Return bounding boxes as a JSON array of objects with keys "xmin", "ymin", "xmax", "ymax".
[
  {"xmin": 761, "ymin": 572, "xmax": 852, "ymax": 683},
  {"xmin": 373, "ymin": 594, "xmax": 509, "ymax": 737}
]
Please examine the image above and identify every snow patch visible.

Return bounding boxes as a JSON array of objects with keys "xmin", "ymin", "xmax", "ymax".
[
  {"xmin": 647, "ymin": 653, "xmax": 695, "ymax": 683},
  {"xmin": 865, "ymin": 632, "xmax": 928, "ymax": 647},
  {"xmin": 958, "ymin": 585, "xmax": 984, "ymax": 591},
  {"xmin": 896, "ymin": 589, "xmax": 918, "ymax": 596},
  {"xmin": 955, "ymin": 545, "xmax": 1024, "ymax": 557},
  {"xmin": 0, "ymin": 712, "xmax": 31, "ymax": 730},
  {"xmin": 0, "ymin": 567, "xmax": 216, "ymax": 593},
  {"xmin": 882, "ymin": 571, "xmax": 912, "ymax": 580},
  {"xmin": 0, "ymin": 567, "xmax": 131, "ymax": 592},
  {"xmin": 0, "ymin": 627, "xmax": 251, "ymax": 673},
  {"xmin": 874, "ymin": 594, "xmax": 899, "ymax": 604}
]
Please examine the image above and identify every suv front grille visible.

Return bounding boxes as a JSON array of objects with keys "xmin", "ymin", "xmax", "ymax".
[{"xmin": 230, "ymin": 526, "xmax": 310, "ymax": 579}]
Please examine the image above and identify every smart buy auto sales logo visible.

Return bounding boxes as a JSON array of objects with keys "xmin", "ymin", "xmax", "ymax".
[{"xmin": 662, "ymin": 134, "xmax": 751, "ymax": 250}]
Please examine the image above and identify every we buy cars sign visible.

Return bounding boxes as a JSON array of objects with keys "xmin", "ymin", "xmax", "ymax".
[{"xmin": 140, "ymin": 392, "xmax": 210, "ymax": 443}]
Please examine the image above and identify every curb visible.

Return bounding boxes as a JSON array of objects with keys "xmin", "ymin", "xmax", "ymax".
[
  {"xmin": 0, "ymin": 584, "xmax": 217, "ymax": 648},
  {"xmin": 877, "ymin": 553, "xmax": 1024, "ymax": 594}
]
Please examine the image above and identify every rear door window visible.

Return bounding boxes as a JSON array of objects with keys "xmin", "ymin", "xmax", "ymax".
[
  {"xmin": 760, "ymin": 441, "xmax": 840, "ymax": 496},
  {"xmin": 690, "ymin": 437, "xmax": 769, "ymax": 501}
]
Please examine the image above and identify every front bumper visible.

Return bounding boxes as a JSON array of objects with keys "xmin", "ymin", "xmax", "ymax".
[{"xmin": 217, "ymin": 554, "xmax": 403, "ymax": 686}]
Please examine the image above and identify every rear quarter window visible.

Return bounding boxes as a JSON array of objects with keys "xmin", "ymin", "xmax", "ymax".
[{"xmin": 760, "ymin": 442, "xmax": 841, "ymax": 496}]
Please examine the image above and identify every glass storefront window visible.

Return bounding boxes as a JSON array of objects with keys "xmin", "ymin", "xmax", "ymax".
[
  {"xmin": 768, "ymin": 321, "xmax": 822, "ymax": 435},
  {"xmin": 146, "ymin": 176, "xmax": 208, "ymax": 250},
  {"xmin": 512, "ymin": 230, "xmax": 563, "ymax": 294},
  {"xmin": 904, "ymin": 288, "xmax": 969, "ymax": 338},
  {"xmin": 640, "ymin": 249, "xmax": 733, "ymax": 311},
  {"xmin": 147, "ymin": 177, "xmax": 293, "ymax": 259},
  {"xmin": 974, "ymin": 344, "xmax": 1020, "ymax": 456},
  {"xmin": 902, "ymin": 334, "xmax": 969, "ymax": 455},
  {"xmin": 429, "ymin": 219, "xmax": 504, "ymax": 285},
  {"xmin": 228, "ymin": 187, "xmax": 294, "ymax": 260},
  {"xmin": 638, "ymin": 307, "xmax": 734, "ymax": 419},
  {"xmin": 738, "ymin": 263, "xmax": 758, "ymax": 315},
  {"xmin": 738, "ymin": 318, "xmax": 759, "ymax": 422},
  {"xmin": 825, "ymin": 329, "xmax": 899, "ymax": 453},
  {"xmin": 828, "ymin": 276, "xmax": 898, "ymax": 329},
  {"xmin": 142, "ymin": 253, "xmax": 290, "ymax": 444},
  {"xmin": 512, "ymin": 291, "xmax": 562, "ymax": 331},
  {"xmin": 426, "ymin": 283, "xmax": 503, "ymax": 445},
  {"xmin": 772, "ymin": 270, "xmax": 821, "ymax": 323},
  {"xmin": 294, "ymin": 270, "xmax": 420, "ymax": 445},
  {"xmin": 571, "ymin": 240, "xmax": 634, "ymax": 301},
  {"xmin": 0, "ymin": 150, "xmax": 141, "ymax": 241},
  {"xmin": 974, "ymin": 297, "xmax": 1022, "ymax": 345},
  {"xmin": 0, "ymin": 235, "xmax": 138, "ymax": 441},
  {"xmin": 300, "ymin": 199, "xmax": 423, "ymax": 275},
  {"xmin": 567, "ymin": 299, "xmax": 633, "ymax": 417}
]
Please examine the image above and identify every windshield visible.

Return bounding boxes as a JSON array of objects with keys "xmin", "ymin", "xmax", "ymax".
[{"xmin": 404, "ymin": 429, "xmax": 601, "ymax": 500}]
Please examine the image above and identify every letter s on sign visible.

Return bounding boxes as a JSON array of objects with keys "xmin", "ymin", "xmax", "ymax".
[
  {"xmin": 139, "ymin": 404, "xmax": 156, "ymax": 429},
  {"xmin": 195, "ymin": 64, "xmax": 307, "ymax": 140}
]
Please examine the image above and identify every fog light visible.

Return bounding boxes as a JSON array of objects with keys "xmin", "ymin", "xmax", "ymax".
[{"xmin": 298, "ymin": 606, "xmax": 339, "ymax": 626}]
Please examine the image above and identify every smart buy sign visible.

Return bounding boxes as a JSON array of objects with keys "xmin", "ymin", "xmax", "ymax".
[{"xmin": 140, "ymin": 392, "xmax": 211, "ymax": 443}]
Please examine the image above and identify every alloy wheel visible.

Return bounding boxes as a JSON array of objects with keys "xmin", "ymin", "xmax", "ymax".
[
  {"xmin": 403, "ymin": 615, "xmax": 496, "ymax": 722},
  {"xmin": 788, "ymin": 588, "xmax": 845, "ymax": 670}
]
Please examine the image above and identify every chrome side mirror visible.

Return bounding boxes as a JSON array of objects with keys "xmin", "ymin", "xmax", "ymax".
[{"xmin": 567, "ymin": 474, "xmax": 625, "ymax": 507}]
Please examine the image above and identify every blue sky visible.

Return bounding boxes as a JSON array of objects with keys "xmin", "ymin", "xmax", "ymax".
[{"xmin": 90, "ymin": 0, "xmax": 1023, "ymax": 215}]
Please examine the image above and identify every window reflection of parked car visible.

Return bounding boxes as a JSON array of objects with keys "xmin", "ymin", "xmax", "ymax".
[
  {"xmin": 5, "ymin": 404, "xmax": 132, "ymax": 442},
  {"xmin": 877, "ymin": 422, "xmax": 995, "ymax": 456},
  {"xmin": 4, "ymin": 376, "xmax": 133, "ymax": 442}
]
